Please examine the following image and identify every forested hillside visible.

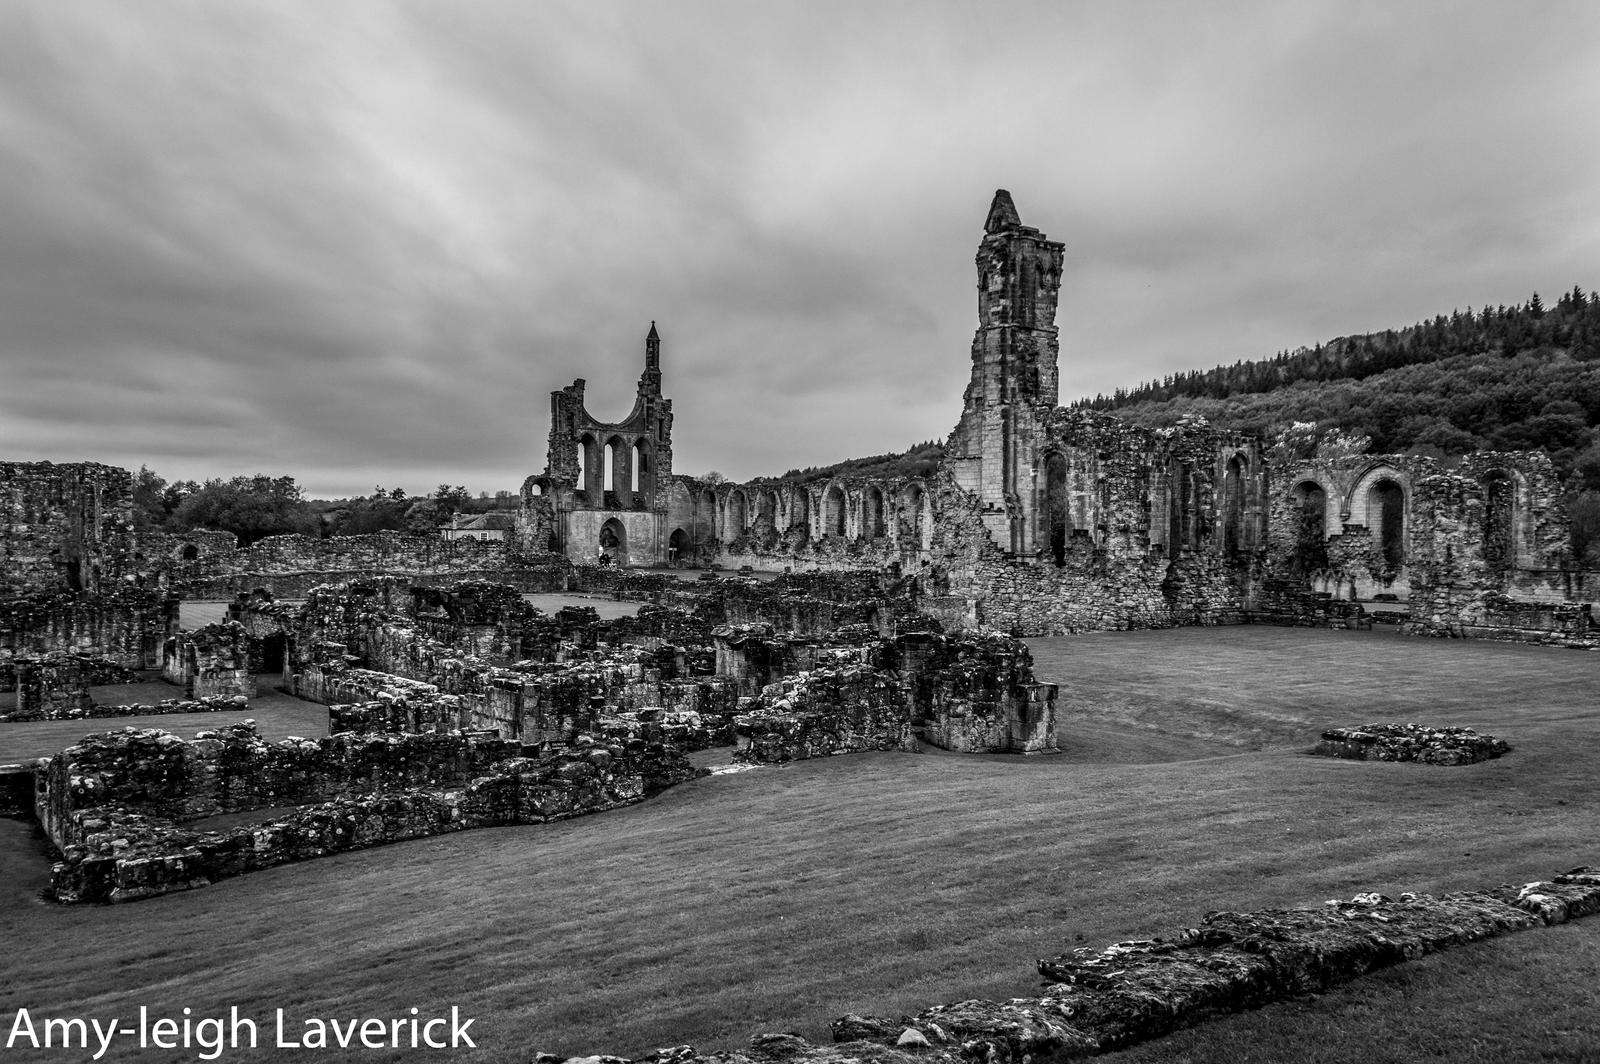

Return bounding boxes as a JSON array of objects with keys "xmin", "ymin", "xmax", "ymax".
[{"xmin": 1077, "ymin": 288, "xmax": 1600, "ymax": 491}]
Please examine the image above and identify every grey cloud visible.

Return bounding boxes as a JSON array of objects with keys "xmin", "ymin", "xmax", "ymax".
[{"xmin": 1, "ymin": 1, "xmax": 1597, "ymax": 493}]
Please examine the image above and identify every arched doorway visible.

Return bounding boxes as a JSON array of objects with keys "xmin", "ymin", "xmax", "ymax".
[
  {"xmin": 598, "ymin": 518, "xmax": 629, "ymax": 567},
  {"xmin": 1290, "ymin": 480, "xmax": 1328, "ymax": 572},
  {"xmin": 1369, "ymin": 479, "xmax": 1405, "ymax": 572},
  {"xmin": 668, "ymin": 527, "xmax": 689, "ymax": 567}
]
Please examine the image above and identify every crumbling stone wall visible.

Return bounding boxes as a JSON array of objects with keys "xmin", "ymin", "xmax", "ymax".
[
  {"xmin": 37, "ymin": 721, "xmax": 519, "ymax": 844},
  {"xmin": 11, "ymin": 654, "xmax": 94, "ymax": 720},
  {"xmin": 157, "ymin": 531, "xmax": 569, "ymax": 600},
  {"xmin": 1314, "ymin": 723, "xmax": 1512, "ymax": 765},
  {"xmin": 733, "ymin": 665, "xmax": 916, "ymax": 763},
  {"xmin": 161, "ymin": 619, "xmax": 256, "ymax": 699},
  {"xmin": 0, "ymin": 461, "xmax": 138, "ymax": 596},
  {"xmin": 0, "ymin": 587, "xmax": 175, "ymax": 671},
  {"xmin": 537, "ymin": 867, "xmax": 1600, "ymax": 1064},
  {"xmin": 41, "ymin": 723, "xmax": 703, "ymax": 903},
  {"xmin": 902, "ymin": 632, "xmax": 1057, "ymax": 754}
]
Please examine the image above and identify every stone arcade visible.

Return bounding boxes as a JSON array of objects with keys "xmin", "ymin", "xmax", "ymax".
[{"xmin": 514, "ymin": 191, "xmax": 1596, "ymax": 642}]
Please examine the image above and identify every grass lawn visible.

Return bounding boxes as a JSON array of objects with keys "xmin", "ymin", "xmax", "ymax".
[
  {"xmin": 0, "ymin": 675, "xmax": 328, "ymax": 764},
  {"xmin": 2, "ymin": 628, "xmax": 1596, "ymax": 1062}
]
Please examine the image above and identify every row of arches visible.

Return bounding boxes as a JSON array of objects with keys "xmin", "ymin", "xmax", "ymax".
[
  {"xmin": 573, "ymin": 434, "xmax": 655, "ymax": 509},
  {"xmin": 689, "ymin": 480, "xmax": 933, "ymax": 553},
  {"xmin": 1287, "ymin": 464, "xmax": 1527, "ymax": 577},
  {"xmin": 1038, "ymin": 450, "xmax": 1264, "ymax": 566}
]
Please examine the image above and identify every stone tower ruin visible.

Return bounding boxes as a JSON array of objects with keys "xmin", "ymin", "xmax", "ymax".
[
  {"xmin": 530, "ymin": 324, "xmax": 676, "ymax": 567},
  {"xmin": 946, "ymin": 190, "xmax": 1067, "ymax": 558}
]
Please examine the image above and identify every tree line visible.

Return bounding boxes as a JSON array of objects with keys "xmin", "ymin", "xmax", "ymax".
[
  {"xmin": 133, "ymin": 472, "xmax": 513, "ymax": 547},
  {"xmin": 1073, "ymin": 287, "xmax": 1600, "ymax": 566}
]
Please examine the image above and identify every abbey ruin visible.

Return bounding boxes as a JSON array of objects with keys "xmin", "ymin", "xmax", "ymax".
[
  {"xmin": 522, "ymin": 190, "xmax": 1593, "ymax": 644},
  {"xmin": 2, "ymin": 188, "xmax": 1596, "ymax": 1064}
]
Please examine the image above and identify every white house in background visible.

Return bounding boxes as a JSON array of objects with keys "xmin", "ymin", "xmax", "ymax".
[{"xmin": 439, "ymin": 513, "xmax": 513, "ymax": 542}]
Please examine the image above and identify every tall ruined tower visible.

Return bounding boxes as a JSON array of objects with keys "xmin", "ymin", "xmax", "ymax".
[
  {"xmin": 536, "ymin": 323, "xmax": 675, "ymax": 565},
  {"xmin": 947, "ymin": 190, "xmax": 1066, "ymax": 556}
]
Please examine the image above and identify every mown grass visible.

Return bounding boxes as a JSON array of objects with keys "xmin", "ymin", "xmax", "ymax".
[
  {"xmin": 0, "ymin": 676, "xmax": 327, "ymax": 763},
  {"xmin": 1, "ymin": 627, "xmax": 1596, "ymax": 1062}
]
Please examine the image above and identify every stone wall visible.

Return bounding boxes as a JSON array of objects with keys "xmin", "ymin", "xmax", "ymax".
[
  {"xmin": 12, "ymin": 654, "xmax": 93, "ymax": 720},
  {"xmin": 160, "ymin": 620, "xmax": 256, "ymax": 699},
  {"xmin": 0, "ymin": 588, "xmax": 175, "ymax": 670},
  {"xmin": 40, "ymin": 722, "xmax": 704, "ymax": 903},
  {"xmin": 1314, "ymin": 723, "xmax": 1512, "ymax": 765},
  {"xmin": 903, "ymin": 632, "xmax": 1058, "ymax": 754},
  {"xmin": 0, "ymin": 461, "xmax": 138, "ymax": 596},
  {"xmin": 537, "ymin": 868, "xmax": 1600, "ymax": 1064},
  {"xmin": 733, "ymin": 665, "xmax": 916, "ymax": 763},
  {"xmin": 158, "ymin": 531, "xmax": 572, "ymax": 600},
  {"xmin": 37, "ymin": 721, "xmax": 520, "ymax": 845}
]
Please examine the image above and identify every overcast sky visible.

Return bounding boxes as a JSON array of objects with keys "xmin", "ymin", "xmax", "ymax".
[{"xmin": 2, "ymin": 2, "xmax": 1596, "ymax": 498}]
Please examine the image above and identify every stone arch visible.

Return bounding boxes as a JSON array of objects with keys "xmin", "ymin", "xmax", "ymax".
[
  {"xmin": 862, "ymin": 485, "xmax": 886, "ymax": 539},
  {"xmin": 604, "ymin": 435, "xmax": 629, "ymax": 502},
  {"xmin": 668, "ymin": 527, "xmax": 689, "ymax": 566},
  {"xmin": 900, "ymin": 483, "xmax": 931, "ymax": 553},
  {"xmin": 577, "ymin": 433, "xmax": 597, "ymax": 498},
  {"xmin": 694, "ymin": 489, "xmax": 717, "ymax": 543},
  {"xmin": 1477, "ymin": 468, "xmax": 1520, "ymax": 570},
  {"xmin": 1221, "ymin": 454, "xmax": 1247, "ymax": 556},
  {"xmin": 1043, "ymin": 451, "xmax": 1070, "ymax": 566},
  {"xmin": 756, "ymin": 488, "xmax": 777, "ymax": 524},
  {"xmin": 822, "ymin": 482, "xmax": 847, "ymax": 537},
  {"xmin": 1169, "ymin": 461, "xmax": 1198, "ymax": 553},
  {"xmin": 598, "ymin": 517, "xmax": 629, "ymax": 567},
  {"xmin": 724, "ymin": 489, "xmax": 748, "ymax": 537},
  {"xmin": 1369, "ymin": 479, "xmax": 1406, "ymax": 571},
  {"xmin": 1289, "ymin": 479, "xmax": 1329, "ymax": 571},
  {"xmin": 787, "ymin": 487, "xmax": 810, "ymax": 533},
  {"xmin": 632, "ymin": 439, "xmax": 653, "ymax": 499},
  {"xmin": 1345, "ymin": 466, "xmax": 1408, "ymax": 573}
]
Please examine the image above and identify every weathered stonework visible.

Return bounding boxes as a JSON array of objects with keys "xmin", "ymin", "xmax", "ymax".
[
  {"xmin": 1314, "ymin": 723, "xmax": 1512, "ymax": 765},
  {"xmin": 537, "ymin": 867, "xmax": 1600, "ymax": 1064},
  {"xmin": 39, "ymin": 721, "xmax": 704, "ymax": 903},
  {"xmin": 733, "ymin": 666, "xmax": 916, "ymax": 763},
  {"xmin": 0, "ymin": 461, "xmax": 138, "ymax": 596},
  {"xmin": 12, "ymin": 654, "xmax": 94, "ymax": 719},
  {"xmin": 160, "ymin": 619, "xmax": 256, "ymax": 699}
]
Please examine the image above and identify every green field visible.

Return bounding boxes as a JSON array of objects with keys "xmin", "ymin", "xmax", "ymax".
[{"xmin": 2, "ymin": 627, "xmax": 1596, "ymax": 1062}]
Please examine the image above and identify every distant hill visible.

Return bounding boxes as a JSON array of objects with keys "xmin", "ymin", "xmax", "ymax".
[
  {"xmin": 776, "ymin": 440, "xmax": 946, "ymax": 483},
  {"xmin": 1075, "ymin": 288, "xmax": 1600, "ymax": 487}
]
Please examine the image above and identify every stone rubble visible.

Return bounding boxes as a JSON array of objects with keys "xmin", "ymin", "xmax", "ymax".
[
  {"xmin": 538, "ymin": 867, "xmax": 1600, "ymax": 1064},
  {"xmin": 1314, "ymin": 722, "xmax": 1512, "ymax": 765}
]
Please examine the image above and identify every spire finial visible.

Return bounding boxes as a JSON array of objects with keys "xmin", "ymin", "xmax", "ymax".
[{"xmin": 984, "ymin": 189, "xmax": 1021, "ymax": 234}]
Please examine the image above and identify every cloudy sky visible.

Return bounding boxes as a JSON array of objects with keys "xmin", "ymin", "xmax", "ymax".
[{"xmin": 2, "ymin": 2, "xmax": 1596, "ymax": 497}]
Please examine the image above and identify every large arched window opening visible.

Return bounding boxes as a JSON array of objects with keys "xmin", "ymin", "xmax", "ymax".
[
  {"xmin": 1222, "ymin": 455, "xmax": 1247, "ymax": 556},
  {"xmin": 1290, "ymin": 480, "xmax": 1328, "ymax": 571},
  {"xmin": 1370, "ymin": 479, "xmax": 1406, "ymax": 571},
  {"xmin": 1481, "ymin": 472, "xmax": 1516, "ymax": 570},
  {"xmin": 900, "ymin": 484, "xmax": 929, "ymax": 552},
  {"xmin": 577, "ymin": 435, "xmax": 594, "ymax": 494},
  {"xmin": 823, "ymin": 484, "xmax": 847, "ymax": 537},
  {"xmin": 862, "ymin": 486, "xmax": 886, "ymax": 539},
  {"xmin": 603, "ymin": 440, "xmax": 617, "ymax": 492},
  {"xmin": 725, "ymin": 490, "xmax": 747, "ymax": 536}
]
